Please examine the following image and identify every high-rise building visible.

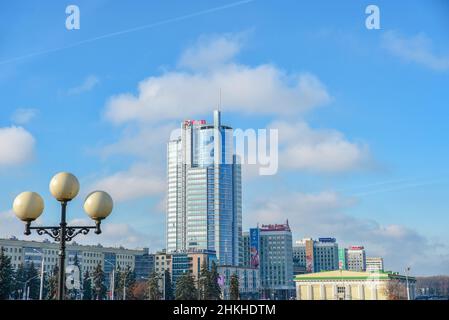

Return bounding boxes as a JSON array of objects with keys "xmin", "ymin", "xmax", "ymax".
[
  {"xmin": 242, "ymin": 231, "xmax": 251, "ymax": 267},
  {"xmin": 346, "ymin": 246, "xmax": 366, "ymax": 272},
  {"xmin": 166, "ymin": 111, "xmax": 242, "ymax": 266},
  {"xmin": 258, "ymin": 222, "xmax": 295, "ymax": 300},
  {"xmin": 293, "ymin": 238, "xmax": 339, "ymax": 274},
  {"xmin": 366, "ymin": 257, "xmax": 384, "ymax": 272}
]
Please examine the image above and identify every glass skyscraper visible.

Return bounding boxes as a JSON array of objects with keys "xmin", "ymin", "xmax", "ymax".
[{"xmin": 166, "ymin": 110, "xmax": 242, "ymax": 266}]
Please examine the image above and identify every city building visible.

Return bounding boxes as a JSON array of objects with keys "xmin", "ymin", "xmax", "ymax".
[
  {"xmin": 295, "ymin": 270, "xmax": 416, "ymax": 300},
  {"xmin": 154, "ymin": 250, "xmax": 172, "ymax": 277},
  {"xmin": 256, "ymin": 222, "xmax": 295, "ymax": 300},
  {"xmin": 242, "ymin": 231, "xmax": 251, "ymax": 267},
  {"xmin": 346, "ymin": 246, "xmax": 366, "ymax": 272},
  {"xmin": 0, "ymin": 237, "xmax": 149, "ymax": 296},
  {"xmin": 217, "ymin": 265, "xmax": 260, "ymax": 300},
  {"xmin": 366, "ymin": 257, "xmax": 384, "ymax": 272},
  {"xmin": 134, "ymin": 248, "xmax": 155, "ymax": 280},
  {"xmin": 170, "ymin": 250, "xmax": 217, "ymax": 285},
  {"xmin": 166, "ymin": 110, "xmax": 242, "ymax": 266},
  {"xmin": 293, "ymin": 238, "xmax": 339, "ymax": 274}
]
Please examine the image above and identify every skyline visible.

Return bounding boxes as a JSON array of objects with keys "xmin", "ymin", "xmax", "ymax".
[{"xmin": 1, "ymin": 0, "xmax": 449, "ymax": 276}]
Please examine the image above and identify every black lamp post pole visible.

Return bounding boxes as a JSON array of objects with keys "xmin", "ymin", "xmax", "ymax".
[
  {"xmin": 58, "ymin": 201, "xmax": 67, "ymax": 300},
  {"xmin": 24, "ymin": 203, "xmax": 102, "ymax": 300}
]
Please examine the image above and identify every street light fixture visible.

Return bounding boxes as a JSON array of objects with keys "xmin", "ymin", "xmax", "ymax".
[
  {"xmin": 28, "ymin": 248, "xmax": 45, "ymax": 300},
  {"xmin": 405, "ymin": 266, "xmax": 411, "ymax": 301},
  {"xmin": 12, "ymin": 172, "xmax": 113, "ymax": 300}
]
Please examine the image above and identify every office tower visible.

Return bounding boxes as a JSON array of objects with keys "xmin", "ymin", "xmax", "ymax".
[
  {"xmin": 366, "ymin": 257, "xmax": 384, "ymax": 272},
  {"xmin": 242, "ymin": 231, "xmax": 251, "ymax": 267},
  {"xmin": 166, "ymin": 110, "xmax": 242, "ymax": 266},
  {"xmin": 293, "ymin": 237, "xmax": 339, "ymax": 274},
  {"xmin": 346, "ymin": 246, "xmax": 366, "ymax": 272},
  {"xmin": 256, "ymin": 222, "xmax": 295, "ymax": 300}
]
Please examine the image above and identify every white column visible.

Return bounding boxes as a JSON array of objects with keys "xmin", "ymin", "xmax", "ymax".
[
  {"xmin": 307, "ymin": 284, "xmax": 313, "ymax": 300},
  {"xmin": 345, "ymin": 284, "xmax": 351, "ymax": 300},
  {"xmin": 359, "ymin": 284, "xmax": 365, "ymax": 300},
  {"xmin": 320, "ymin": 284, "xmax": 326, "ymax": 300},
  {"xmin": 333, "ymin": 284, "xmax": 338, "ymax": 300},
  {"xmin": 371, "ymin": 284, "xmax": 377, "ymax": 300}
]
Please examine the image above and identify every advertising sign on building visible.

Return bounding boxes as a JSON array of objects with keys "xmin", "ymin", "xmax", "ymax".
[
  {"xmin": 249, "ymin": 228, "xmax": 260, "ymax": 268},
  {"xmin": 305, "ymin": 239, "xmax": 314, "ymax": 273},
  {"xmin": 338, "ymin": 248, "xmax": 347, "ymax": 270}
]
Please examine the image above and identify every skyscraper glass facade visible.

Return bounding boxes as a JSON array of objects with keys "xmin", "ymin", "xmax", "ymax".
[{"xmin": 166, "ymin": 111, "xmax": 242, "ymax": 266}]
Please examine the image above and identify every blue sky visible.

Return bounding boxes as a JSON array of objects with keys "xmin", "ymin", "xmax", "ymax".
[{"xmin": 0, "ymin": 0, "xmax": 448, "ymax": 275}]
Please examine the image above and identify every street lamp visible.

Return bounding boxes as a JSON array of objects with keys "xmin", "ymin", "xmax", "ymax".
[
  {"xmin": 12, "ymin": 172, "xmax": 113, "ymax": 300},
  {"xmin": 28, "ymin": 248, "xmax": 45, "ymax": 300},
  {"xmin": 405, "ymin": 266, "xmax": 411, "ymax": 300}
]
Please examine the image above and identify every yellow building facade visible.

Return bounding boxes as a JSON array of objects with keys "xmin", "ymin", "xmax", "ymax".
[{"xmin": 295, "ymin": 270, "xmax": 416, "ymax": 300}]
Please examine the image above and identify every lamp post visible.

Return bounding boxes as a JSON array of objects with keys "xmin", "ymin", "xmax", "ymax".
[
  {"xmin": 405, "ymin": 266, "xmax": 411, "ymax": 301},
  {"xmin": 29, "ymin": 248, "xmax": 45, "ymax": 300},
  {"xmin": 12, "ymin": 172, "xmax": 113, "ymax": 300}
]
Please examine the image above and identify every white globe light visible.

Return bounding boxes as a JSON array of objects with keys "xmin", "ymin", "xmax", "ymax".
[
  {"xmin": 13, "ymin": 191, "xmax": 44, "ymax": 222},
  {"xmin": 49, "ymin": 172, "xmax": 80, "ymax": 201},
  {"xmin": 84, "ymin": 191, "xmax": 113, "ymax": 221}
]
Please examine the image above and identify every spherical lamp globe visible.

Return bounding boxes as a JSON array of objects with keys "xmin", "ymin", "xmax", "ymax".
[
  {"xmin": 13, "ymin": 191, "xmax": 44, "ymax": 222},
  {"xmin": 84, "ymin": 191, "xmax": 113, "ymax": 221},
  {"xmin": 49, "ymin": 172, "xmax": 80, "ymax": 202}
]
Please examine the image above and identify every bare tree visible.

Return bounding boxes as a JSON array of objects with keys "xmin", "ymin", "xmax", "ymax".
[{"xmin": 384, "ymin": 280, "xmax": 407, "ymax": 300}]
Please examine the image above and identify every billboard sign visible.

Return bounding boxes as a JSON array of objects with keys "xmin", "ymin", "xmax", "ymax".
[
  {"xmin": 338, "ymin": 248, "xmax": 347, "ymax": 270},
  {"xmin": 318, "ymin": 237, "xmax": 336, "ymax": 243},
  {"xmin": 305, "ymin": 240, "xmax": 314, "ymax": 273},
  {"xmin": 249, "ymin": 228, "xmax": 260, "ymax": 269}
]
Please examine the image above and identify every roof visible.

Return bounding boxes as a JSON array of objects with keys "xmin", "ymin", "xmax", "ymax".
[{"xmin": 294, "ymin": 270, "xmax": 414, "ymax": 281}]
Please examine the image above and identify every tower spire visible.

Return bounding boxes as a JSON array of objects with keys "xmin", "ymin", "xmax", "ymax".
[{"xmin": 218, "ymin": 88, "xmax": 222, "ymax": 111}]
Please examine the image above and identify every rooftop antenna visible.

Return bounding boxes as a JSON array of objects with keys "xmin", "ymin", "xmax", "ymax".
[{"xmin": 218, "ymin": 88, "xmax": 222, "ymax": 111}]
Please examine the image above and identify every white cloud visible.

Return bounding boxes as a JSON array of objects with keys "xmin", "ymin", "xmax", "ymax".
[
  {"xmin": 96, "ymin": 124, "xmax": 176, "ymax": 160},
  {"xmin": 178, "ymin": 33, "xmax": 244, "ymax": 70},
  {"xmin": 67, "ymin": 218, "xmax": 162, "ymax": 250},
  {"xmin": 0, "ymin": 210, "xmax": 48, "ymax": 242},
  {"xmin": 0, "ymin": 126, "xmax": 35, "ymax": 167},
  {"xmin": 88, "ymin": 163, "xmax": 165, "ymax": 202},
  {"xmin": 11, "ymin": 108, "xmax": 38, "ymax": 125},
  {"xmin": 104, "ymin": 34, "xmax": 331, "ymax": 124},
  {"xmin": 271, "ymin": 120, "xmax": 371, "ymax": 172},
  {"xmin": 246, "ymin": 190, "xmax": 448, "ymax": 275},
  {"xmin": 67, "ymin": 75, "xmax": 99, "ymax": 95},
  {"xmin": 0, "ymin": 210, "xmax": 26, "ymax": 240},
  {"xmin": 382, "ymin": 31, "xmax": 449, "ymax": 71}
]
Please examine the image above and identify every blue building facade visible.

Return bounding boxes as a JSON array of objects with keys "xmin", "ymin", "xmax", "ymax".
[{"xmin": 167, "ymin": 111, "xmax": 242, "ymax": 266}]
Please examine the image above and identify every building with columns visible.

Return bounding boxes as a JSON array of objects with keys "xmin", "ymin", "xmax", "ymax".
[{"xmin": 294, "ymin": 270, "xmax": 416, "ymax": 300}]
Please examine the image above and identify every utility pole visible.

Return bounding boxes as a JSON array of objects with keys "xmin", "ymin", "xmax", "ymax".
[
  {"xmin": 39, "ymin": 254, "xmax": 45, "ymax": 300},
  {"xmin": 405, "ymin": 266, "xmax": 411, "ymax": 300},
  {"xmin": 111, "ymin": 268, "xmax": 115, "ymax": 300}
]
